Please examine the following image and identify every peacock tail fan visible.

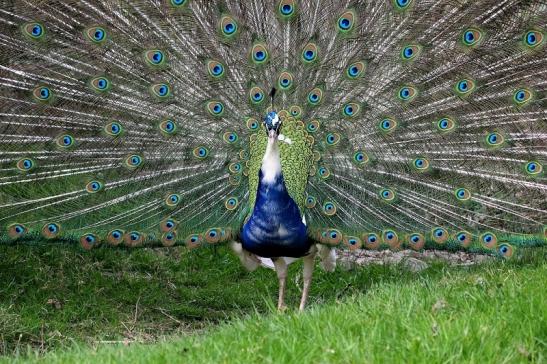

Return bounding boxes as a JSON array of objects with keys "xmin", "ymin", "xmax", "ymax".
[{"xmin": 0, "ymin": 0, "xmax": 545, "ymax": 257}]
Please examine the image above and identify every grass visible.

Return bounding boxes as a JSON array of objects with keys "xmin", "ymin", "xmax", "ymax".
[{"xmin": 0, "ymin": 243, "xmax": 545, "ymax": 363}]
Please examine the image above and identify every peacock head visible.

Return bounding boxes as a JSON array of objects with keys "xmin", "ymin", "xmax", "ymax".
[{"xmin": 264, "ymin": 111, "xmax": 282, "ymax": 139}]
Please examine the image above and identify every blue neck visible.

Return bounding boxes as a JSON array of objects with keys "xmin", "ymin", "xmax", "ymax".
[{"xmin": 241, "ymin": 142, "xmax": 309, "ymax": 257}]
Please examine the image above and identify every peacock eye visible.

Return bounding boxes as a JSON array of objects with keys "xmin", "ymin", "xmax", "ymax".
[
  {"xmin": 251, "ymin": 43, "xmax": 269, "ymax": 64},
  {"xmin": 337, "ymin": 10, "xmax": 356, "ymax": 33}
]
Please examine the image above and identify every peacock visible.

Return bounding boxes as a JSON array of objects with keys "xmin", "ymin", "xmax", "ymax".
[{"xmin": 0, "ymin": 0, "xmax": 545, "ymax": 311}]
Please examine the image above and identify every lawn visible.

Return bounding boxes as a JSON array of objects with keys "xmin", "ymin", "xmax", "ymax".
[{"xmin": 0, "ymin": 243, "xmax": 545, "ymax": 363}]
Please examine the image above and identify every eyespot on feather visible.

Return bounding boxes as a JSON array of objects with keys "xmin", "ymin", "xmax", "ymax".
[
  {"xmin": 106, "ymin": 229, "xmax": 124, "ymax": 246},
  {"xmin": 454, "ymin": 231, "xmax": 472, "ymax": 248},
  {"xmin": 42, "ymin": 223, "xmax": 61, "ymax": 239},
  {"xmin": 480, "ymin": 232, "xmax": 497, "ymax": 249},
  {"xmin": 431, "ymin": 227, "xmax": 449, "ymax": 244},
  {"xmin": 84, "ymin": 26, "xmax": 107, "ymax": 44},
  {"xmin": 407, "ymin": 233, "xmax": 425, "ymax": 250},
  {"xmin": 363, "ymin": 233, "xmax": 381, "ymax": 249},
  {"xmin": 302, "ymin": 42, "xmax": 318, "ymax": 63},
  {"xmin": 161, "ymin": 231, "xmax": 177, "ymax": 247},
  {"xmin": 7, "ymin": 223, "xmax": 27, "ymax": 239},
  {"xmin": 382, "ymin": 230, "xmax": 400, "ymax": 249},
  {"xmin": 80, "ymin": 233, "xmax": 99, "ymax": 250},
  {"xmin": 337, "ymin": 10, "xmax": 356, "ymax": 33},
  {"xmin": 344, "ymin": 236, "xmax": 362, "ymax": 250},
  {"xmin": 124, "ymin": 231, "xmax": 144, "ymax": 247}
]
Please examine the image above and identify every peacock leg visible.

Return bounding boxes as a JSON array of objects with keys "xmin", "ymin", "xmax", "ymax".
[
  {"xmin": 299, "ymin": 247, "xmax": 318, "ymax": 311},
  {"xmin": 272, "ymin": 258, "xmax": 288, "ymax": 311}
]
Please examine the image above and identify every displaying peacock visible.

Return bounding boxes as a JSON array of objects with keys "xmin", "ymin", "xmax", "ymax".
[{"xmin": 0, "ymin": 0, "xmax": 545, "ymax": 310}]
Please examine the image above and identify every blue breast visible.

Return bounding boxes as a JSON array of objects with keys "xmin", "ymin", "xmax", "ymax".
[{"xmin": 241, "ymin": 169, "xmax": 310, "ymax": 258}]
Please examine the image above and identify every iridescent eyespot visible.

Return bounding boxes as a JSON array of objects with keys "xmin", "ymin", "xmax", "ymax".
[
  {"xmin": 160, "ymin": 219, "xmax": 177, "ymax": 232},
  {"xmin": 305, "ymin": 196, "xmax": 316, "ymax": 208},
  {"xmin": 124, "ymin": 231, "xmax": 144, "ymax": 247},
  {"xmin": 55, "ymin": 134, "xmax": 74, "ymax": 148},
  {"xmin": 346, "ymin": 61, "xmax": 365, "ymax": 79},
  {"xmin": 165, "ymin": 193, "xmax": 181, "ymax": 207},
  {"xmin": 33, "ymin": 86, "xmax": 52, "ymax": 102},
  {"xmin": 220, "ymin": 15, "xmax": 238, "ymax": 38},
  {"xmin": 364, "ymin": 233, "xmax": 381, "ymax": 249},
  {"xmin": 193, "ymin": 146, "xmax": 209, "ymax": 159},
  {"xmin": 407, "ymin": 233, "xmax": 425, "ymax": 250},
  {"xmin": 498, "ymin": 243, "xmax": 514, "ymax": 258},
  {"xmin": 246, "ymin": 117, "xmax": 259, "ymax": 130},
  {"xmin": 480, "ymin": 232, "xmax": 497, "ymax": 249},
  {"xmin": 84, "ymin": 26, "xmax": 106, "ymax": 44},
  {"xmin": 251, "ymin": 43, "xmax": 269, "ymax": 64},
  {"xmin": 23, "ymin": 22, "xmax": 45, "ymax": 40},
  {"xmin": 225, "ymin": 197, "xmax": 239, "ymax": 210},
  {"xmin": 342, "ymin": 102, "xmax": 360, "ymax": 117},
  {"xmin": 170, "ymin": 0, "xmax": 188, "ymax": 7},
  {"xmin": 124, "ymin": 154, "xmax": 143, "ymax": 169},
  {"xmin": 393, "ymin": 0, "xmax": 413, "ymax": 10},
  {"xmin": 105, "ymin": 121, "xmax": 123, "ymax": 137},
  {"xmin": 318, "ymin": 166, "xmax": 330, "ymax": 179},
  {"xmin": 455, "ymin": 231, "xmax": 472, "ymax": 248},
  {"xmin": 223, "ymin": 131, "xmax": 238, "ymax": 144},
  {"xmin": 353, "ymin": 151, "xmax": 369, "ymax": 166},
  {"xmin": 204, "ymin": 228, "xmax": 221, "ymax": 244},
  {"xmin": 278, "ymin": 71, "xmax": 294, "ymax": 90},
  {"xmin": 229, "ymin": 162, "xmax": 242, "ymax": 174},
  {"xmin": 106, "ymin": 229, "xmax": 124, "ymax": 246},
  {"xmin": 379, "ymin": 188, "xmax": 395, "ymax": 202},
  {"xmin": 436, "ymin": 117, "xmax": 456, "ymax": 132},
  {"xmin": 325, "ymin": 229, "xmax": 343, "ymax": 245},
  {"xmin": 382, "ymin": 230, "xmax": 399, "ymax": 248},
  {"xmin": 398, "ymin": 86, "xmax": 417, "ymax": 101},
  {"xmin": 85, "ymin": 180, "xmax": 104, "ymax": 193},
  {"xmin": 302, "ymin": 43, "xmax": 318, "ymax": 63},
  {"xmin": 431, "ymin": 227, "xmax": 448, "ymax": 244},
  {"xmin": 159, "ymin": 119, "xmax": 177, "ymax": 136},
  {"xmin": 523, "ymin": 30, "xmax": 543, "ymax": 49},
  {"xmin": 42, "ymin": 222, "xmax": 61, "ymax": 239},
  {"xmin": 462, "ymin": 27, "xmax": 483, "ymax": 47},
  {"xmin": 249, "ymin": 86, "xmax": 265, "ymax": 104},
  {"xmin": 278, "ymin": 0, "xmax": 296, "ymax": 18},
  {"xmin": 454, "ymin": 78, "xmax": 475, "ymax": 97},
  {"xmin": 80, "ymin": 233, "xmax": 99, "ymax": 250},
  {"xmin": 344, "ymin": 236, "xmax": 362, "ymax": 250},
  {"xmin": 90, "ymin": 76, "xmax": 111, "ymax": 92},
  {"xmin": 524, "ymin": 161, "xmax": 542, "ymax": 176},
  {"xmin": 160, "ymin": 231, "xmax": 177, "ymax": 247},
  {"xmin": 513, "ymin": 88, "xmax": 532, "ymax": 106},
  {"xmin": 337, "ymin": 10, "xmax": 356, "ymax": 33},
  {"xmin": 7, "ymin": 223, "xmax": 27, "ymax": 239},
  {"xmin": 379, "ymin": 117, "xmax": 397, "ymax": 133},
  {"xmin": 307, "ymin": 87, "xmax": 323, "ymax": 106},
  {"xmin": 207, "ymin": 101, "xmax": 224, "ymax": 116},
  {"xmin": 207, "ymin": 60, "xmax": 225, "ymax": 78},
  {"xmin": 322, "ymin": 201, "xmax": 337, "ymax": 216},
  {"xmin": 185, "ymin": 233, "xmax": 202, "ymax": 248},
  {"xmin": 455, "ymin": 187, "xmax": 471, "ymax": 201},
  {"xmin": 325, "ymin": 132, "xmax": 340, "ymax": 146},
  {"xmin": 401, "ymin": 44, "xmax": 421, "ymax": 61},
  {"xmin": 306, "ymin": 120, "xmax": 320, "ymax": 133},
  {"xmin": 485, "ymin": 132, "xmax": 504, "ymax": 147},
  {"xmin": 289, "ymin": 105, "xmax": 302, "ymax": 118},
  {"xmin": 144, "ymin": 49, "xmax": 166, "ymax": 67},
  {"xmin": 412, "ymin": 157, "xmax": 430, "ymax": 171},
  {"xmin": 17, "ymin": 158, "xmax": 35, "ymax": 172},
  {"xmin": 150, "ymin": 83, "xmax": 171, "ymax": 99}
]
